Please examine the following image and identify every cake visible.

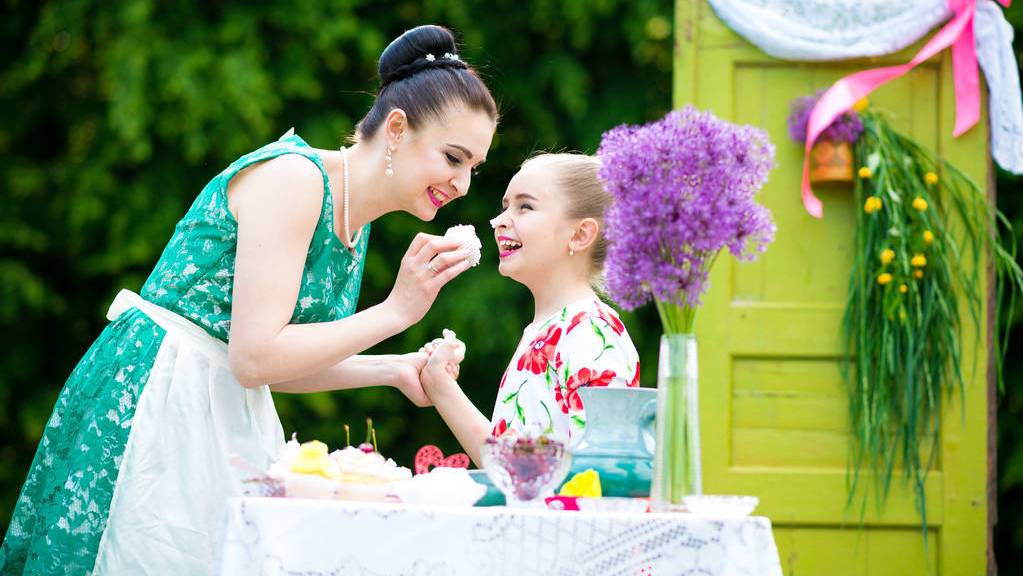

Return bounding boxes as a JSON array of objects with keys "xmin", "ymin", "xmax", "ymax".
[
  {"xmin": 268, "ymin": 438, "xmax": 342, "ymax": 499},
  {"xmin": 332, "ymin": 445, "xmax": 413, "ymax": 484},
  {"xmin": 268, "ymin": 435, "xmax": 412, "ymax": 501}
]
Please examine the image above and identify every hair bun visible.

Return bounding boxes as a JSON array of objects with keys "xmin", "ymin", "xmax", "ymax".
[{"xmin": 379, "ymin": 25, "xmax": 459, "ymax": 86}]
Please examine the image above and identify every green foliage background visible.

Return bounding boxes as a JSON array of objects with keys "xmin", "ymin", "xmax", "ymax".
[
  {"xmin": 1, "ymin": 0, "xmax": 1022, "ymax": 567},
  {"xmin": 985, "ymin": 5, "xmax": 1023, "ymax": 568}
]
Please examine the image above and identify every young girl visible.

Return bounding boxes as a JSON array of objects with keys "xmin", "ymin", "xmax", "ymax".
[
  {"xmin": 1, "ymin": 25, "xmax": 496, "ymax": 576},
  {"xmin": 421, "ymin": 153, "xmax": 640, "ymax": 465}
]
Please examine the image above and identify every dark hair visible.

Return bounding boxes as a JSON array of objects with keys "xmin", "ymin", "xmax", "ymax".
[{"xmin": 356, "ymin": 25, "xmax": 498, "ymax": 139}]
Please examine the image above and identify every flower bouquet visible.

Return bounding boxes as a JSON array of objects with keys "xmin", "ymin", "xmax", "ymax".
[
  {"xmin": 842, "ymin": 107, "xmax": 1022, "ymax": 525},
  {"xmin": 788, "ymin": 91, "xmax": 864, "ymax": 184},
  {"xmin": 598, "ymin": 106, "xmax": 777, "ymax": 509}
]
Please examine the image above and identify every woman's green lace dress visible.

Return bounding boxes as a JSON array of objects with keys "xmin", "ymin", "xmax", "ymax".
[{"xmin": 0, "ymin": 130, "xmax": 368, "ymax": 575}]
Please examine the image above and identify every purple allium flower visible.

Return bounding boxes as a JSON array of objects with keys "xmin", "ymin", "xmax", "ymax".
[
  {"xmin": 787, "ymin": 91, "xmax": 864, "ymax": 144},
  {"xmin": 598, "ymin": 106, "xmax": 777, "ymax": 315}
]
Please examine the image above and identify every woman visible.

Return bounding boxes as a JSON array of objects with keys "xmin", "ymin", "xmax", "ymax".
[
  {"xmin": 419, "ymin": 154, "xmax": 640, "ymax": 466},
  {"xmin": 0, "ymin": 25, "xmax": 497, "ymax": 575}
]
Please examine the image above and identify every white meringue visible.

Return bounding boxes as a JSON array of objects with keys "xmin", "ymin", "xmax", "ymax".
[{"xmin": 445, "ymin": 224, "xmax": 482, "ymax": 267}]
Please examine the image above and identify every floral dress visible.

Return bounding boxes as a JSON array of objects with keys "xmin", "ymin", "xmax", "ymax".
[
  {"xmin": 490, "ymin": 297, "xmax": 640, "ymax": 442},
  {"xmin": 0, "ymin": 130, "xmax": 369, "ymax": 576}
]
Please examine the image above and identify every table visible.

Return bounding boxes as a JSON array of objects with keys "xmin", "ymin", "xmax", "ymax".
[{"xmin": 219, "ymin": 497, "xmax": 783, "ymax": 576}]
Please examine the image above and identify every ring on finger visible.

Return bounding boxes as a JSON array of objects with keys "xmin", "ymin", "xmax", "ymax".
[{"xmin": 427, "ymin": 260, "xmax": 439, "ymax": 275}]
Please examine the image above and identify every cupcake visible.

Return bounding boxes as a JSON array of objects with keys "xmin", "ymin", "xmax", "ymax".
[
  {"xmin": 268, "ymin": 438, "xmax": 343, "ymax": 499},
  {"xmin": 331, "ymin": 445, "xmax": 412, "ymax": 502}
]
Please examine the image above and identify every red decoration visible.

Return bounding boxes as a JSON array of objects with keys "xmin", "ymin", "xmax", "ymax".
[
  {"xmin": 414, "ymin": 445, "xmax": 470, "ymax": 475},
  {"xmin": 544, "ymin": 496, "xmax": 580, "ymax": 511}
]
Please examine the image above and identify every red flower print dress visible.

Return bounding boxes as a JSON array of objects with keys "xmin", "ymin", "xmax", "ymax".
[{"xmin": 490, "ymin": 297, "xmax": 641, "ymax": 442}]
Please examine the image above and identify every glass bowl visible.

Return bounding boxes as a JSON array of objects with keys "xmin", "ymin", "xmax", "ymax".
[{"xmin": 480, "ymin": 435, "xmax": 572, "ymax": 508}]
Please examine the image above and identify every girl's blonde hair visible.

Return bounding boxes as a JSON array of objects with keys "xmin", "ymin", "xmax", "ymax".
[{"xmin": 520, "ymin": 153, "xmax": 611, "ymax": 291}]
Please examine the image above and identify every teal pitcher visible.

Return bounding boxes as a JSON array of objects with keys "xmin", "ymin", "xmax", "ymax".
[{"xmin": 564, "ymin": 387, "xmax": 656, "ymax": 497}]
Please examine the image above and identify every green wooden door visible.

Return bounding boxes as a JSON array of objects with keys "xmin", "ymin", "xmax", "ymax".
[{"xmin": 676, "ymin": 1, "xmax": 991, "ymax": 573}]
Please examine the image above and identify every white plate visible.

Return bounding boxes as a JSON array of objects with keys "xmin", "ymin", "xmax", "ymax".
[
  {"xmin": 576, "ymin": 497, "xmax": 649, "ymax": 514},
  {"xmin": 682, "ymin": 495, "xmax": 759, "ymax": 518},
  {"xmin": 391, "ymin": 467, "xmax": 487, "ymax": 507}
]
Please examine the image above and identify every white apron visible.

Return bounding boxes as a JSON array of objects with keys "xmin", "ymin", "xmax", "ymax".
[{"xmin": 92, "ymin": 290, "xmax": 284, "ymax": 575}]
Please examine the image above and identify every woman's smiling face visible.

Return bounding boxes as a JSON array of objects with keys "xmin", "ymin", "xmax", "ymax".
[{"xmin": 394, "ymin": 105, "xmax": 495, "ymax": 221}]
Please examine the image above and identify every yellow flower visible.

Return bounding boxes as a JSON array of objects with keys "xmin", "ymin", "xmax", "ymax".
[
  {"xmin": 560, "ymin": 469, "xmax": 602, "ymax": 498},
  {"xmin": 911, "ymin": 254, "xmax": 927, "ymax": 267},
  {"xmin": 858, "ymin": 166, "xmax": 873, "ymax": 179},
  {"xmin": 913, "ymin": 269, "xmax": 924, "ymax": 279},
  {"xmin": 879, "ymin": 249, "xmax": 895, "ymax": 265},
  {"xmin": 877, "ymin": 273, "xmax": 893, "ymax": 285},
  {"xmin": 924, "ymin": 172, "xmax": 939, "ymax": 185},
  {"xmin": 899, "ymin": 309, "xmax": 908, "ymax": 321},
  {"xmin": 912, "ymin": 196, "xmax": 928, "ymax": 211},
  {"xmin": 899, "ymin": 284, "xmax": 908, "ymax": 294},
  {"xmin": 923, "ymin": 230, "xmax": 934, "ymax": 244},
  {"xmin": 864, "ymin": 196, "xmax": 882, "ymax": 214},
  {"xmin": 853, "ymin": 98, "xmax": 870, "ymax": 112}
]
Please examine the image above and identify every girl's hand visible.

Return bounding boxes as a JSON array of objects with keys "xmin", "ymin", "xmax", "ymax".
[
  {"xmin": 384, "ymin": 233, "xmax": 471, "ymax": 328},
  {"xmin": 418, "ymin": 337, "xmax": 447, "ymax": 358},
  {"xmin": 421, "ymin": 339, "xmax": 466, "ymax": 398},
  {"xmin": 420, "ymin": 331, "xmax": 466, "ymax": 377}
]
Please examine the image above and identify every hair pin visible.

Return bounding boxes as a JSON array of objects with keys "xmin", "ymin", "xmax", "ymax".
[
  {"xmin": 425, "ymin": 53, "xmax": 436, "ymax": 62},
  {"xmin": 443, "ymin": 52, "xmax": 460, "ymax": 61}
]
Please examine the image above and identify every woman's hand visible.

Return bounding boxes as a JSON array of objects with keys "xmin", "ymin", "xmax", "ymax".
[
  {"xmin": 388, "ymin": 352, "xmax": 432, "ymax": 407},
  {"xmin": 384, "ymin": 233, "xmax": 471, "ymax": 328}
]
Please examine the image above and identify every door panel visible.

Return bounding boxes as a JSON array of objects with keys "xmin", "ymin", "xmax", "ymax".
[{"xmin": 676, "ymin": 1, "xmax": 991, "ymax": 573}]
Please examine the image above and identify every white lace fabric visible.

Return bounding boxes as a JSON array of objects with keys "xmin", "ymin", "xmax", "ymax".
[{"xmin": 219, "ymin": 497, "xmax": 785, "ymax": 575}]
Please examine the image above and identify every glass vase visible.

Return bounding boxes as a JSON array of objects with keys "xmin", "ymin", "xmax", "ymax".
[{"xmin": 650, "ymin": 333, "xmax": 702, "ymax": 511}]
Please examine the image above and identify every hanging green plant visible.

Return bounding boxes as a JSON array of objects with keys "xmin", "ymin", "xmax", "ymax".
[{"xmin": 843, "ymin": 107, "xmax": 1023, "ymax": 525}]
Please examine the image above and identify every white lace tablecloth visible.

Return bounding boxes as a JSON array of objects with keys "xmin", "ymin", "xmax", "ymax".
[{"xmin": 218, "ymin": 497, "xmax": 783, "ymax": 576}]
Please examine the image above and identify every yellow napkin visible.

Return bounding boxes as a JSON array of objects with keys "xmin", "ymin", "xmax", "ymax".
[{"xmin": 559, "ymin": 469, "xmax": 602, "ymax": 498}]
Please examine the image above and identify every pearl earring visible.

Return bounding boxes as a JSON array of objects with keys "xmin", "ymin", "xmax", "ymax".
[
  {"xmin": 385, "ymin": 146, "xmax": 395, "ymax": 177},
  {"xmin": 569, "ymin": 249, "xmax": 575, "ymax": 256}
]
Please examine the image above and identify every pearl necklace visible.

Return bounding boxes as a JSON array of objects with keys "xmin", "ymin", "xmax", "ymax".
[{"xmin": 341, "ymin": 147, "xmax": 362, "ymax": 250}]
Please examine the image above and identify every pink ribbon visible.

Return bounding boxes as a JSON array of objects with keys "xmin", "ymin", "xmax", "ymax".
[{"xmin": 800, "ymin": 0, "xmax": 1012, "ymax": 218}]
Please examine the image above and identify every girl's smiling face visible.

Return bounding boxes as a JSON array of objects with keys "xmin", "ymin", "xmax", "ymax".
[{"xmin": 491, "ymin": 163, "xmax": 577, "ymax": 286}]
